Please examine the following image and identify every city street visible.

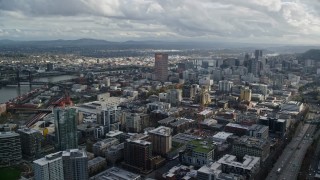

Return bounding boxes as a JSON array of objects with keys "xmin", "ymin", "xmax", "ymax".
[{"xmin": 266, "ymin": 123, "xmax": 316, "ymax": 180}]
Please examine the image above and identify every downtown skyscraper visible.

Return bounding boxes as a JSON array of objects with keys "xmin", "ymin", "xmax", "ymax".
[
  {"xmin": 54, "ymin": 108, "xmax": 78, "ymax": 151},
  {"xmin": 154, "ymin": 53, "xmax": 168, "ymax": 82}
]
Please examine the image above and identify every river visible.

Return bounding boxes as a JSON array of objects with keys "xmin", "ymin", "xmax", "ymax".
[{"xmin": 0, "ymin": 75, "xmax": 77, "ymax": 103}]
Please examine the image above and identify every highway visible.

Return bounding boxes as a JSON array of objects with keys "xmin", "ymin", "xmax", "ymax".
[{"xmin": 266, "ymin": 123, "xmax": 316, "ymax": 180}]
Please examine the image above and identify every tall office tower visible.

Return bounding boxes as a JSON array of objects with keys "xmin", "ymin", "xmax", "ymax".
[
  {"xmin": 154, "ymin": 53, "xmax": 168, "ymax": 82},
  {"xmin": 148, "ymin": 126, "xmax": 172, "ymax": 155},
  {"xmin": 218, "ymin": 80, "xmax": 234, "ymax": 93},
  {"xmin": 33, "ymin": 152, "xmax": 64, "ymax": 180},
  {"xmin": 62, "ymin": 149, "xmax": 88, "ymax": 180},
  {"xmin": 17, "ymin": 128, "xmax": 42, "ymax": 160},
  {"xmin": 46, "ymin": 63, "xmax": 54, "ymax": 71},
  {"xmin": 240, "ymin": 87, "xmax": 252, "ymax": 101},
  {"xmin": 0, "ymin": 132, "xmax": 22, "ymax": 166},
  {"xmin": 123, "ymin": 135, "xmax": 153, "ymax": 173},
  {"xmin": 102, "ymin": 106, "xmax": 120, "ymax": 133},
  {"xmin": 54, "ymin": 108, "xmax": 78, "ymax": 151},
  {"xmin": 125, "ymin": 113, "xmax": 142, "ymax": 133},
  {"xmin": 244, "ymin": 53, "xmax": 250, "ymax": 62},
  {"xmin": 254, "ymin": 50, "xmax": 263, "ymax": 60},
  {"xmin": 34, "ymin": 149, "xmax": 88, "ymax": 180},
  {"xmin": 166, "ymin": 89, "xmax": 182, "ymax": 106},
  {"xmin": 248, "ymin": 58, "xmax": 259, "ymax": 76}
]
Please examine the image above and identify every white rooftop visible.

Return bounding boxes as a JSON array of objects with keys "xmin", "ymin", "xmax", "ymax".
[
  {"xmin": 91, "ymin": 167, "xmax": 141, "ymax": 180},
  {"xmin": 149, "ymin": 126, "xmax": 171, "ymax": 136},
  {"xmin": 213, "ymin": 132, "xmax": 233, "ymax": 140},
  {"xmin": 218, "ymin": 154, "xmax": 260, "ymax": 170}
]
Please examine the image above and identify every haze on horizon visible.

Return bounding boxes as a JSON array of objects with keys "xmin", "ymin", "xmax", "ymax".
[{"xmin": 0, "ymin": 0, "xmax": 320, "ymax": 45}]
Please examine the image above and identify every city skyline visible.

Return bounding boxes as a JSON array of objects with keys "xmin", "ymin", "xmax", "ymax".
[{"xmin": 0, "ymin": 0, "xmax": 319, "ymax": 44}]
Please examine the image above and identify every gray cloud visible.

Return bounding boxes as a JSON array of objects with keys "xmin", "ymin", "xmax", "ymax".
[{"xmin": 0, "ymin": 0, "xmax": 319, "ymax": 44}]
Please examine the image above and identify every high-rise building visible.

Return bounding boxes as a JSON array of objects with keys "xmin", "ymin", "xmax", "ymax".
[
  {"xmin": 148, "ymin": 126, "xmax": 172, "ymax": 155},
  {"xmin": 17, "ymin": 128, "xmax": 42, "ymax": 160},
  {"xmin": 218, "ymin": 80, "xmax": 233, "ymax": 93},
  {"xmin": 123, "ymin": 135, "xmax": 153, "ymax": 174},
  {"xmin": 46, "ymin": 63, "xmax": 54, "ymax": 71},
  {"xmin": 125, "ymin": 113, "xmax": 142, "ymax": 133},
  {"xmin": 33, "ymin": 152, "xmax": 64, "ymax": 180},
  {"xmin": 166, "ymin": 89, "xmax": 182, "ymax": 106},
  {"xmin": 251, "ymin": 83, "xmax": 268, "ymax": 96},
  {"xmin": 154, "ymin": 53, "xmax": 168, "ymax": 82},
  {"xmin": 248, "ymin": 58, "xmax": 259, "ymax": 76},
  {"xmin": 190, "ymin": 84, "xmax": 200, "ymax": 99},
  {"xmin": 254, "ymin": 50, "xmax": 263, "ymax": 60},
  {"xmin": 33, "ymin": 149, "xmax": 88, "ymax": 180},
  {"xmin": 0, "ymin": 132, "xmax": 22, "ymax": 166},
  {"xmin": 102, "ymin": 106, "xmax": 120, "ymax": 133},
  {"xmin": 62, "ymin": 149, "xmax": 88, "ymax": 180},
  {"xmin": 240, "ymin": 87, "xmax": 252, "ymax": 101},
  {"xmin": 54, "ymin": 108, "xmax": 78, "ymax": 151}
]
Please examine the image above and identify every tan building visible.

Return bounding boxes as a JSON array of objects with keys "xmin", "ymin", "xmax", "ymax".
[
  {"xmin": 199, "ymin": 89, "xmax": 211, "ymax": 105},
  {"xmin": 240, "ymin": 87, "xmax": 252, "ymax": 101},
  {"xmin": 148, "ymin": 126, "xmax": 172, "ymax": 155},
  {"xmin": 154, "ymin": 53, "xmax": 168, "ymax": 82}
]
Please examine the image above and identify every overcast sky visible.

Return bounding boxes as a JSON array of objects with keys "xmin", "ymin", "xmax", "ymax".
[{"xmin": 0, "ymin": 0, "xmax": 319, "ymax": 44}]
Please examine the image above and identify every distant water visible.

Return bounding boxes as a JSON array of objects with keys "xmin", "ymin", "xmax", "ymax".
[{"xmin": 0, "ymin": 75, "xmax": 77, "ymax": 103}]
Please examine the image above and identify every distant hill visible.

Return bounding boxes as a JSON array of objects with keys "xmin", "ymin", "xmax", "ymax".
[
  {"xmin": 299, "ymin": 49, "xmax": 320, "ymax": 61},
  {"xmin": 0, "ymin": 38, "xmax": 319, "ymax": 57},
  {"xmin": 0, "ymin": 38, "xmax": 116, "ymax": 47}
]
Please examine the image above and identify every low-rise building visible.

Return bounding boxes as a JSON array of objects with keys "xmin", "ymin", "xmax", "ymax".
[
  {"xmin": 197, "ymin": 161, "xmax": 243, "ymax": 180},
  {"xmin": 106, "ymin": 143, "xmax": 124, "ymax": 164},
  {"xmin": 258, "ymin": 117, "xmax": 287, "ymax": 137},
  {"xmin": 105, "ymin": 130, "xmax": 123, "ymax": 140},
  {"xmin": 212, "ymin": 132, "xmax": 233, "ymax": 144},
  {"xmin": 232, "ymin": 136, "xmax": 270, "ymax": 162},
  {"xmin": 92, "ymin": 138, "xmax": 119, "ymax": 157},
  {"xmin": 180, "ymin": 140, "xmax": 215, "ymax": 167},
  {"xmin": 172, "ymin": 133, "xmax": 201, "ymax": 144},
  {"xmin": 89, "ymin": 167, "xmax": 141, "ymax": 180},
  {"xmin": 163, "ymin": 165, "xmax": 197, "ymax": 180},
  {"xmin": 218, "ymin": 154, "xmax": 260, "ymax": 179},
  {"xmin": 158, "ymin": 117, "xmax": 195, "ymax": 135},
  {"xmin": 88, "ymin": 156, "xmax": 106, "ymax": 175},
  {"xmin": 280, "ymin": 101, "xmax": 304, "ymax": 113},
  {"xmin": 248, "ymin": 124, "xmax": 269, "ymax": 139},
  {"xmin": 224, "ymin": 123, "xmax": 249, "ymax": 136}
]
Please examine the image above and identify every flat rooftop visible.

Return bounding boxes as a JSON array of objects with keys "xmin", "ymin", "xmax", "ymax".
[
  {"xmin": 225, "ymin": 123, "xmax": 249, "ymax": 130},
  {"xmin": 235, "ymin": 136, "xmax": 268, "ymax": 149},
  {"xmin": 218, "ymin": 154, "xmax": 260, "ymax": 170},
  {"xmin": 34, "ymin": 151, "xmax": 63, "ymax": 166},
  {"xmin": 172, "ymin": 133, "xmax": 201, "ymax": 144},
  {"xmin": 0, "ymin": 131, "xmax": 20, "ymax": 138},
  {"xmin": 90, "ymin": 167, "xmax": 141, "ymax": 180},
  {"xmin": 188, "ymin": 140, "xmax": 214, "ymax": 153},
  {"xmin": 106, "ymin": 130, "xmax": 123, "ymax": 137},
  {"xmin": 213, "ymin": 132, "xmax": 233, "ymax": 140},
  {"xmin": 148, "ymin": 126, "xmax": 171, "ymax": 136},
  {"xmin": 88, "ymin": 156, "xmax": 105, "ymax": 167}
]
